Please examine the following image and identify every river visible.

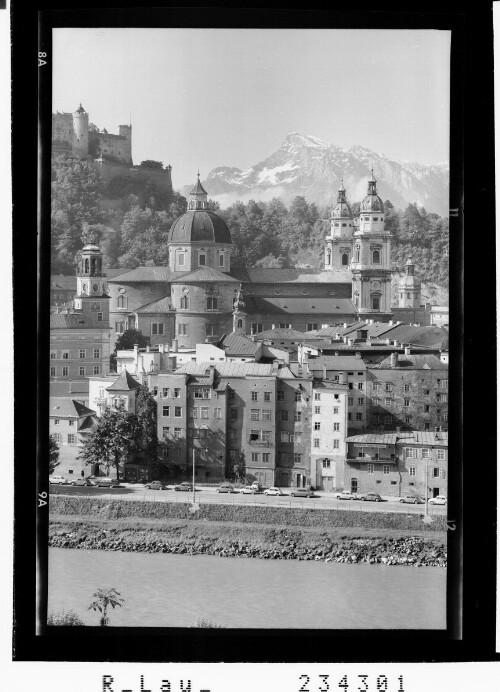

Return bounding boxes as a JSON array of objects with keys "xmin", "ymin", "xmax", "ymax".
[{"xmin": 48, "ymin": 548, "xmax": 446, "ymax": 629}]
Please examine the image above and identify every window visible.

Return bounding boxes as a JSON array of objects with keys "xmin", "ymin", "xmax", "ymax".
[
  {"xmin": 153, "ymin": 387, "xmax": 158, "ymax": 396},
  {"xmin": 368, "ymin": 464, "xmax": 374, "ymax": 474},
  {"xmin": 193, "ymin": 387, "xmax": 210, "ymax": 399},
  {"xmin": 322, "ymin": 459, "xmax": 331, "ymax": 469},
  {"xmin": 177, "ymin": 253, "xmax": 185, "ymax": 267},
  {"xmin": 214, "ymin": 408, "xmax": 222, "ymax": 419},
  {"xmin": 372, "ymin": 381, "xmax": 380, "ymax": 391},
  {"xmin": 404, "ymin": 398, "xmax": 410, "ymax": 407},
  {"xmin": 372, "ymin": 398, "xmax": 379, "ymax": 406},
  {"xmin": 356, "ymin": 413, "xmax": 362, "ymax": 421},
  {"xmin": 383, "ymin": 464, "xmax": 390, "ymax": 475},
  {"xmin": 307, "ymin": 323, "xmax": 318, "ymax": 331},
  {"xmin": 279, "ymin": 323, "xmax": 292, "ymax": 329},
  {"xmin": 200, "ymin": 407, "xmax": 209, "ymax": 419},
  {"xmin": 190, "ymin": 408, "xmax": 198, "ymax": 418},
  {"xmin": 230, "ymin": 408, "xmax": 238, "ymax": 421},
  {"xmin": 409, "ymin": 466, "xmax": 416, "ymax": 476},
  {"xmin": 219, "ymin": 254, "xmax": 224, "ymax": 268},
  {"xmin": 421, "ymin": 448, "xmax": 429, "ymax": 459},
  {"xmin": 264, "ymin": 391, "xmax": 271, "ymax": 402},
  {"xmin": 424, "ymin": 389, "xmax": 430, "ymax": 396},
  {"xmin": 261, "ymin": 431, "xmax": 271, "ymax": 443},
  {"xmin": 162, "ymin": 388, "xmax": 169, "ymax": 398},
  {"xmin": 62, "ymin": 366, "xmax": 69, "ymax": 376},
  {"xmin": 207, "ymin": 297, "xmax": 218, "ymax": 310},
  {"xmin": 62, "ymin": 350, "xmax": 69, "ymax": 360},
  {"xmin": 198, "ymin": 253, "xmax": 206, "ymax": 267},
  {"xmin": 171, "ymin": 388, "xmax": 180, "ymax": 399},
  {"xmin": 405, "ymin": 448, "xmax": 414, "ymax": 458},
  {"xmin": 342, "ymin": 253, "xmax": 349, "ymax": 266},
  {"xmin": 162, "ymin": 427, "xmax": 169, "ymax": 439},
  {"xmin": 372, "ymin": 250, "xmax": 380, "ymax": 264},
  {"xmin": 178, "ymin": 324, "xmax": 188, "ymax": 336},
  {"xmin": 314, "ymin": 422, "xmax": 321, "ymax": 431},
  {"xmin": 348, "ymin": 397, "xmax": 354, "ymax": 406},
  {"xmin": 174, "ymin": 428, "xmax": 181, "ymax": 439},
  {"xmin": 404, "ymin": 383, "xmax": 410, "ymax": 392},
  {"xmin": 206, "ymin": 324, "xmax": 218, "ymax": 337},
  {"xmin": 152, "ymin": 323, "xmax": 164, "ymax": 335},
  {"xmin": 433, "ymin": 467, "xmax": 440, "ymax": 478},
  {"xmin": 79, "ymin": 366, "xmax": 86, "ymax": 376},
  {"xmin": 294, "ymin": 412, "xmax": 302, "ymax": 422},
  {"xmin": 262, "ymin": 410, "xmax": 271, "ymax": 421},
  {"xmin": 357, "ymin": 397, "xmax": 363, "ymax": 405},
  {"xmin": 281, "ymin": 432, "xmax": 289, "ymax": 443},
  {"xmin": 180, "ymin": 296, "xmax": 190, "ymax": 309},
  {"xmin": 93, "ymin": 349, "xmax": 100, "ymax": 359},
  {"xmin": 333, "ymin": 422, "xmax": 340, "ymax": 431},
  {"xmin": 405, "ymin": 415, "xmax": 411, "ymax": 424},
  {"xmin": 174, "ymin": 407, "xmax": 182, "ymax": 417},
  {"xmin": 277, "ymin": 391, "xmax": 284, "ymax": 402},
  {"xmin": 115, "ymin": 321, "xmax": 125, "ymax": 334},
  {"xmin": 293, "ymin": 453, "xmax": 303, "ymax": 464},
  {"xmin": 348, "ymin": 413, "xmax": 352, "ymax": 421},
  {"xmin": 162, "ymin": 406, "xmax": 170, "ymax": 416},
  {"xmin": 295, "ymin": 391, "xmax": 301, "ymax": 402},
  {"xmin": 251, "ymin": 391, "xmax": 258, "ymax": 401},
  {"xmin": 333, "ymin": 439, "xmax": 339, "ymax": 449},
  {"xmin": 313, "ymin": 438, "xmax": 320, "ymax": 448},
  {"xmin": 437, "ymin": 393, "xmax": 448, "ymax": 403},
  {"xmin": 358, "ymin": 383, "xmax": 363, "ymax": 392},
  {"xmin": 315, "ymin": 406, "xmax": 321, "ymax": 414},
  {"xmin": 348, "ymin": 383, "xmax": 353, "ymax": 390},
  {"xmin": 251, "ymin": 409, "xmax": 260, "ymax": 421},
  {"xmin": 93, "ymin": 366, "xmax": 100, "ymax": 375},
  {"xmin": 50, "ymin": 351, "xmax": 57, "ymax": 360},
  {"xmin": 437, "ymin": 449, "xmax": 446, "ymax": 461},
  {"xmin": 68, "ymin": 434, "xmax": 76, "ymax": 444},
  {"xmin": 440, "ymin": 379, "xmax": 448, "ymax": 390},
  {"xmin": 385, "ymin": 398, "xmax": 392, "ymax": 406},
  {"xmin": 333, "ymin": 407, "xmax": 339, "ymax": 414},
  {"xmin": 263, "ymin": 453, "xmax": 270, "ymax": 463},
  {"xmin": 314, "ymin": 393, "xmax": 321, "ymax": 401},
  {"xmin": 52, "ymin": 433, "xmax": 61, "ymax": 443},
  {"xmin": 385, "ymin": 383, "xmax": 392, "ymax": 392},
  {"xmin": 251, "ymin": 323, "xmax": 263, "ymax": 334},
  {"xmin": 79, "ymin": 349, "xmax": 86, "ymax": 359},
  {"xmin": 281, "ymin": 410, "xmax": 289, "ymax": 422},
  {"xmin": 424, "ymin": 405, "xmax": 430, "ymax": 413},
  {"xmin": 251, "ymin": 453, "xmax": 259, "ymax": 462}
]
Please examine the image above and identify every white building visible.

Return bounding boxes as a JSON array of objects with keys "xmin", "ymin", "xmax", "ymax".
[{"xmin": 310, "ymin": 381, "xmax": 349, "ymax": 491}]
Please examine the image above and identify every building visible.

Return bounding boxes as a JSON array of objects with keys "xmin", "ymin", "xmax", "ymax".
[
  {"xmin": 88, "ymin": 370, "xmax": 142, "ymax": 417},
  {"xmin": 344, "ymin": 431, "xmax": 448, "ymax": 499},
  {"xmin": 49, "ymin": 312, "xmax": 111, "ymax": 381},
  {"xmin": 49, "ymin": 398, "xmax": 98, "ymax": 478},
  {"xmin": 430, "ymin": 306, "xmax": 449, "ymax": 327},
  {"xmin": 106, "ymin": 173, "xmax": 397, "ymax": 347},
  {"xmin": 310, "ymin": 380, "xmax": 349, "ymax": 491}
]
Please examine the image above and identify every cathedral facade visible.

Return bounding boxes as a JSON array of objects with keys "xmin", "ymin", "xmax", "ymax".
[{"xmin": 104, "ymin": 172, "xmax": 394, "ymax": 347}]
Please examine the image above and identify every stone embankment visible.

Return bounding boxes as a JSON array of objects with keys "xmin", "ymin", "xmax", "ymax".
[{"xmin": 49, "ymin": 524, "xmax": 446, "ymax": 567}]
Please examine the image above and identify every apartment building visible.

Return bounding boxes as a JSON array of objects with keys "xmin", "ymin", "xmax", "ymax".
[
  {"xmin": 49, "ymin": 398, "xmax": 98, "ymax": 477},
  {"xmin": 310, "ymin": 381, "xmax": 349, "ymax": 491},
  {"xmin": 50, "ymin": 313, "xmax": 111, "ymax": 381}
]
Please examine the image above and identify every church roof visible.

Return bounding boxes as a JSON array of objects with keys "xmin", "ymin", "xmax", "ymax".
[
  {"xmin": 189, "ymin": 176, "xmax": 208, "ymax": 196},
  {"xmin": 230, "ymin": 268, "xmax": 352, "ymax": 284},
  {"xmin": 170, "ymin": 266, "xmax": 239, "ymax": 283},
  {"xmin": 134, "ymin": 296, "xmax": 172, "ymax": 313},
  {"xmin": 106, "ymin": 370, "xmax": 142, "ymax": 391},
  {"xmin": 168, "ymin": 210, "xmax": 232, "ymax": 244},
  {"xmin": 244, "ymin": 296, "xmax": 356, "ymax": 316},
  {"xmin": 106, "ymin": 267, "xmax": 183, "ymax": 283}
]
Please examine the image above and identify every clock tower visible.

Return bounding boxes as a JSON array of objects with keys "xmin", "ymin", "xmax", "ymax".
[{"xmin": 73, "ymin": 244, "xmax": 110, "ymax": 326}]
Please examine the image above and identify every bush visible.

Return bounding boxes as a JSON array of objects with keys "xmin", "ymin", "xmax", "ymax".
[
  {"xmin": 47, "ymin": 609, "xmax": 84, "ymax": 626},
  {"xmin": 193, "ymin": 618, "xmax": 224, "ymax": 628}
]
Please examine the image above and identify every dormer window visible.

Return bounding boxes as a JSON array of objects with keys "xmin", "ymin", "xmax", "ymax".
[
  {"xmin": 178, "ymin": 252, "xmax": 185, "ymax": 267},
  {"xmin": 199, "ymin": 253, "xmax": 206, "ymax": 267},
  {"xmin": 219, "ymin": 254, "xmax": 224, "ymax": 267}
]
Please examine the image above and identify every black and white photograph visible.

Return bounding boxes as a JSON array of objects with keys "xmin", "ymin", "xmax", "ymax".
[{"xmin": 44, "ymin": 25, "xmax": 453, "ymax": 632}]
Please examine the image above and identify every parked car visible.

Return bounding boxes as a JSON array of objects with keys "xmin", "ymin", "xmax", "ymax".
[
  {"xmin": 361, "ymin": 492, "xmax": 384, "ymax": 502},
  {"xmin": 70, "ymin": 478, "xmax": 93, "ymax": 486},
  {"xmin": 290, "ymin": 488, "xmax": 315, "ymax": 498},
  {"xmin": 239, "ymin": 486, "xmax": 258, "ymax": 494},
  {"xmin": 174, "ymin": 482, "xmax": 193, "ymax": 492},
  {"xmin": 49, "ymin": 475, "xmax": 67, "ymax": 485},
  {"xmin": 88, "ymin": 476, "xmax": 120, "ymax": 488},
  {"xmin": 264, "ymin": 487, "xmax": 284, "ymax": 496},
  {"xmin": 428, "ymin": 495, "xmax": 447, "ymax": 505},
  {"xmin": 144, "ymin": 480, "xmax": 166, "ymax": 490},
  {"xmin": 399, "ymin": 495, "xmax": 424, "ymax": 504},
  {"xmin": 335, "ymin": 490, "xmax": 359, "ymax": 500},
  {"xmin": 216, "ymin": 483, "xmax": 234, "ymax": 493}
]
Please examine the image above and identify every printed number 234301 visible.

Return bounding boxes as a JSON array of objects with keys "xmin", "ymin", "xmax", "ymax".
[{"xmin": 298, "ymin": 675, "xmax": 405, "ymax": 691}]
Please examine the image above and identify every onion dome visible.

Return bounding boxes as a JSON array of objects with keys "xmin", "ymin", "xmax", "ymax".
[
  {"xmin": 233, "ymin": 284, "xmax": 246, "ymax": 312},
  {"xmin": 75, "ymin": 103, "xmax": 86, "ymax": 114},
  {"xmin": 81, "ymin": 244, "xmax": 100, "ymax": 253},
  {"xmin": 331, "ymin": 178, "xmax": 352, "ymax": 219},
  {"xmin": 360, "ymin": 166, "xmax": 384, "ymax": 213}
]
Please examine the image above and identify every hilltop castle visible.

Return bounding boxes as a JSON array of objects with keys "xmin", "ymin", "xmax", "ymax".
[{"xmin": 52, "ymin": 104, "xmax": 173, "ymax": 194}]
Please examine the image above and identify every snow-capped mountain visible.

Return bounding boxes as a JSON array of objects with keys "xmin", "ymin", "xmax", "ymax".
[{"xmin": 184, "ymin": 133, "xmax": 449, "ymax": 215}]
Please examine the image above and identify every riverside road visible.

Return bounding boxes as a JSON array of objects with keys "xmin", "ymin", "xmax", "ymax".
[{"xmin": 49, "ymin": 484, "xmax": 447, "ymax": 515}]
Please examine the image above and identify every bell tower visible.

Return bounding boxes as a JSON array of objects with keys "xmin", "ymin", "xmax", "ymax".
[
  {"xmin": 351, "ymin": 168, "xmax": 393, "ymax": 318},
  {"xmin": 324, "ymin": 179, "xmax": 354, "ymax": 270},
  {"xmin": 398, "ymin": 258, "xmax": 421, "ymax": 308},
  {"xmin": 232, "ymin": 284, "xmax": 247, "ymax": 335},
  {"xmin": 74, "ymin": 244, "xmax": 110, "ymax": 326}
]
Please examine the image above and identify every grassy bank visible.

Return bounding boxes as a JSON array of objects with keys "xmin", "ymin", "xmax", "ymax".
[{"xmin": 49, "ymin": 511, "xmax": 447, "ymax": 568}]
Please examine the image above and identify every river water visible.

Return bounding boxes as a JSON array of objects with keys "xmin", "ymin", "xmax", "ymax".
[{"xmin": 48, "ymin": 548, "xmax": 446, "ymax": 629}]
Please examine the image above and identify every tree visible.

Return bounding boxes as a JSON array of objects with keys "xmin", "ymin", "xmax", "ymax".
[
  {"xmin": 136, "ymin": 385, "xmax": 158, "ymax": 467},
  {"xmin": 110, "ymin": 329, "xmax": 150, "ymax": 371},
  {"xmin": 88, "ymin": 587, "xmax": 124, "ymax": 627},
  {"xmin": 47, "ymin": 609, "xmax": 84, "ymax": 626},
  {"xmin": 49, "ymin": 435, "xmax": 60, "ymax": 474},
  {"xmin": 78, "ymin": 407, "xmax": 141, "ymax": 481}
]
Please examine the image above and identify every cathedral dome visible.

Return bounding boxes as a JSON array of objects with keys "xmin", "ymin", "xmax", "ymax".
[
  {"xmin": 360, "ymin": 169, "xmax": 384, "ymax": 213},
  {"xmin": 168, "ymin": 210, "xmax": 232, "ymax": 244}
]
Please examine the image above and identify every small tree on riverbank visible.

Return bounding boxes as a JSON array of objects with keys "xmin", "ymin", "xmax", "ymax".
[
  {"xmin": 49, "ymin": 435, "xmax": 60, "ymax": 474},
  {"xmin": 88, "ymin": 587, "xmax": 124, "ymax": 627},
  {"xmin": 47, "ymin": 609, "xmax": 84, "ymax": 626}
]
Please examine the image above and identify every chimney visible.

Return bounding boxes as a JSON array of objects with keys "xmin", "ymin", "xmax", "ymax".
[
  {"xmin": 343, "ymin": 336, "xmax": 348, "ymax": 344},
  {"xmin": 323, "ymin": 364, "xmax": 327, "ymax": 380},
  {"xmin": 348, "ymin": 338, "xmax": 354, "ymax": 346},
  {"xmin": 388, "ymin": 320, "xmax": 393, "ymax": 325},
  {"xmin": 158, "ymin": 343, "xmax": 165, "ymax": 354},
  {"xmin": 396, "ymin": 426, "xmax": 401, "ymax": 433},
  {"xmin": 405, "ymin": 346, "xmax": 411, "ymax": 355},
  {"xmin": 335, "ymin": 333, "xmax": 341, "ymax": 340},
  {"xmin": 146, "ymin": 344, "xmax": 150, "ymax": 353},
  {"xmin": 165, "ymin": 343, "xmax": 170, "ymax": 354},
  {"xmin": 390, "ymin": 352, "xmax": 398, "ymax": 368},
  {"xmin": 172, "ymin": 339, "xmax": 178, "ymax": 352},
  {"xmin": 168, "ymin": 355, "xmax": 177, "ymax": 370},
  {"xmin": 343, "ymin": 323, "xmax": 348, "ymax": 328},
  {"xmin": 339, "ymin": 371, "xmax": 346, "ymax": 384},
  {"xmin": 133, "ymin": 343, "xmax": 139, "ymax": 366}
]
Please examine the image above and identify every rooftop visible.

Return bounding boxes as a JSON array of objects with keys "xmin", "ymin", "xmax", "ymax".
[
  {"xmin": 375, "ymin": 353, "xmax": 448, "ymax": 370},
  {"xmin": 218, "ymin": 333, "xmax": 260, "ymax": 356},
  {"xmin": 49, "ymin": 398, "xmax": 96, "ymax": 418},
  {"xmin": 230, "ymin": 267, "xmax": 352, "ymax": 284},
  {"xmin": 50, "ymin": 313, "xmax": 106, "ymax": 329},
  {"xmin": 176, "ymin": 362, "xmax": 276, "ymax": 378},
  {"xmin": 106, "ymin": 267, "xmax": 185, "ymax": 283},
  {"xmin": 245, "ymin": 296, "xmax": 356, "ymax": 316},
  {"xmin": 134, "ymin": 295, "xmax": 172, "ymax": 313},
  {"xmin": 170, "ymin": 266, "xmax": 238, "ymax": 284},
  {"xmin": 306, "ymin": 355, "xmax": 367, "ymax": 371},
  {"xmin": 106, "ymin": 370, "xmax": 142, "ymax": 391},
  {"xmin": 346, "ymin": 431, "xmax": 448, "ymax": 446}
]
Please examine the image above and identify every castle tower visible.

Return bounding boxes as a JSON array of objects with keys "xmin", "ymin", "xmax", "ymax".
[
  {"xmin": 324, "ymin": 179, "xmax": 354, "ymax": 270},
  {"xmin": 232, "ymin": 284, "xmax": 247, "ymax": 335},
  {"xmin": 351, "ymin": 168, "xmax": 393, "ymax": 318},
  {"xmin": 72, "ymin": 104, "xmax": 89, "ymax": 158},
  {"xmin": 398, "ymin": 258, "xmax": 421, "ymax": 308},
  {"xmin": 118, "ymin": 124, "xmax": 133, "ymax": 164},
  {"xmin": 73, "ymin": 244, "xmax": 110, "ymax": 326}
]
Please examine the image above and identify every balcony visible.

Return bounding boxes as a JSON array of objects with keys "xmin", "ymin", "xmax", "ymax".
[
  {"xmin": 248, "ymin": 438, "xmax": 273, "ymax": 447},
  {"xmin": 346, "ymin": 455, "xmax": 396, "ymax": 463}
]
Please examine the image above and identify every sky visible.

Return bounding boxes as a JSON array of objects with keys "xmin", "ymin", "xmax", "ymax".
[{"xmin": 53, "ymin": 29, "xmax": 450, "ymax": 190}]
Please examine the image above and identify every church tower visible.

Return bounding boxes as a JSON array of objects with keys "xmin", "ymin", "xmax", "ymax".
[
  {"xmin": 72, "ymin": 103, "xmax": 89, "ymax": 158},
  {"xmin": 398, "ymin": 258, "xmax": 421, "ymax": 308},
  {"xmin": 351, "ymin": 168, "xmax": 393, "ymax": 318},
  {"xmin": 232, "ymin": 284, "xmax": 247, "ymax": 335},
  {"xmin": 324, "ymin": 179, "xmax": 354, "ymax": 270},
  {"xmin": 73, "ymin": 244, "xmax": 110, "ymax": 326}
]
